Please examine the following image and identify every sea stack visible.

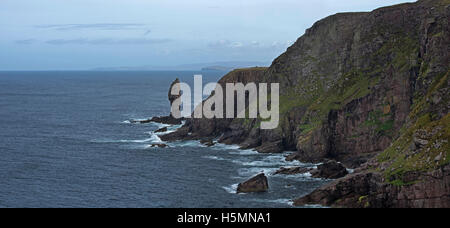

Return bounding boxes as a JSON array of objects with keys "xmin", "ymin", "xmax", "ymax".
[{"xmin": 168, "ymin": 78, "xmax": 181, "ymax": 118}]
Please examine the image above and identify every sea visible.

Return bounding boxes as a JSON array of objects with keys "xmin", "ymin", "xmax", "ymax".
[{"xmin": 0, "ymin": 71, "xmax": 328, "ymax": 208}]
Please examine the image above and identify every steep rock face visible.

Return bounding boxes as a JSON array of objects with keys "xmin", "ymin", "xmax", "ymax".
[
  {"xmin": 164, "ymin": 1, "xmax": 448, "ymax": 168},
  {"xmin": 161, "ymin": 68, "xmax": 267, "ymax": 142},
  {"xmin": 294, "ymin": 164, "xmax": 450, "ymax": 208},
  {"xmin": 295, "ymin": 0, "xmax": 450, "ymax": 207},
  {"xmin": 163, "ymin": 0, "xmax": 448, "ymax": 164},
  {"xmin": 160, "ymin": 0, "xmax": 449, "ymax": 207}
]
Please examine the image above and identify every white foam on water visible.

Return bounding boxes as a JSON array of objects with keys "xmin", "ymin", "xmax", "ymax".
[
  {"xmin": 148, "ymin": 132, "xmax": 163, "ymax": 144},
  {"xmin": 90, "ymin": 139, "xmax": 118, "ymax": 143},
  {"xmin": 202, "ymin": 156, "xmax": 227, "ymax": 161},
  {"xmin": 222, "ymin": 183, "xmax": 239, "ymax": 194},
  {"xmin": 211, "ymin": 143, "xmax": 241, "ymax": 151},
  {"xmin": 91, "ymin": 138, "xmax": 152, "ymax": 143},
  {"xmin": 92, "ymin": 132, "xmax": 164, "ymax": 146},
  {"xmin": 229, "ymin": 149, "xmax": 259, "ymax": 156},
  {"xmin": 168, "ymin": 140, "xmax": 203, "ymax": 148},
  {"xmin": 237, "ymin": 167, "xmax": 278, "ymax": 177},
  {"xmin": 232, "ymin": 155, "xmax": 302, "ymax": 167},
  {"xmin": 153, "ymin": 121, "xmax": 186, "ymax": 135},
  {"xmin": 277, "ymin": 172, "xmax": 315, "ymax": 180},
  {"xmin": 243, "ymin": 198, "xmax": 294, "ymax": 206},
  {"xmin": 123, "ymin": 118, "xmax": 149, "ymax": 124}
]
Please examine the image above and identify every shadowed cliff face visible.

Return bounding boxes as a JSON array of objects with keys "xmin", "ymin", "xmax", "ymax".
[
  {"xmin": 163, "ymin": 0, "xmax": 450, "ymax": 207},
  {"xmin": 165, "ymin": 0, "xmax": 448, "ymax": 168},
  {"xmin": 294, "ymin": 0, "xmax": 450, "ymax": 208},
  {"xmin": 162, "ymin": 0, "xmax": 449, "ymax": 207}
]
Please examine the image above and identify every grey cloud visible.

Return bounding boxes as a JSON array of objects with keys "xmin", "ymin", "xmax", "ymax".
[
  {"xmin": 35, "ymin": 23, "xmax": 148, "ymax": 31},
  {"xmin": 45, "ymin": 38, "xmax": 172, "ymax": 45}
]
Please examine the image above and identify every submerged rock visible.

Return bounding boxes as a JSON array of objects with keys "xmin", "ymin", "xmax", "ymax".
[
  {"xmin": 237, "ymin": 173, "xmax": 269, "ymax": 193},
  {"xmin": 150, "ymin": 144, "xmax": 168, "ymax": 148}
]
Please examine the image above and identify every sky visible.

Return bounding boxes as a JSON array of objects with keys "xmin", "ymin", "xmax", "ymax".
[{"xmin": 0, "ymin": 0, "xmax": 415, "ymax": 70}]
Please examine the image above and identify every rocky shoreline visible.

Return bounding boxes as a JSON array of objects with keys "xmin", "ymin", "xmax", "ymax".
[{"xmin": 156, "ymin": 0, "xmax": 449, "ymax": 208}]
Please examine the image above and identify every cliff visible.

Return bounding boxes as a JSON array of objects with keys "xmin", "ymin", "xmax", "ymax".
[{"xmin": 162, "ymin": 0, "xmax": 450, "ymax": 207}]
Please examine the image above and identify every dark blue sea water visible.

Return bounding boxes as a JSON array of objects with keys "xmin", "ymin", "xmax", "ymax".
[{"xmin": 0, "ymin": 71, "xmax": 327, "ymax": 208}]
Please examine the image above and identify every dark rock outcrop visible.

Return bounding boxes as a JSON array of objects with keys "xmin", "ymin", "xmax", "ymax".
[
  {"xmin": 310, "ymin": 161, "xmax": 348, "ymax": 179},
  {"xmin": 132, "ymin": 115, "xmax": 184, "ymax": 125},
  {"xmin": 294, "ymin": 164, "xmax": 450, "ymax": 208},
  {"xmin": 150, "ymin": 116, "xmax": 183, "ymax": 125},
  {"xmin": 155, "ymin": 127, "xmax": 168, "ymax": 133},
  {"xmin": 237, "ymin": 173, "xmax": 269, "ymax": 193}
]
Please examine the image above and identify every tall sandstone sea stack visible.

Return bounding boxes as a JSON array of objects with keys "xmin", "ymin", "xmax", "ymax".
[{"xmin": 162, "ymin": 0, "xmax": 449, "ymax": 208}]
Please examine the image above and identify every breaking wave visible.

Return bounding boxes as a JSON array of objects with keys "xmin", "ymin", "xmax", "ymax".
[{"xmin": 222, "ymin": 183, "xmax": 239, "ymax": 194}]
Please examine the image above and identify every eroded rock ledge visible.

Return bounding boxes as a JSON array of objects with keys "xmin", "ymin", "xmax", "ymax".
[
  {"xmin": 274, "ymin": 160, "xmax": 348, "ymax": 179},
  {"xmin": 294, "ymin": 164, "xmax": 450, "ymax": 208}
]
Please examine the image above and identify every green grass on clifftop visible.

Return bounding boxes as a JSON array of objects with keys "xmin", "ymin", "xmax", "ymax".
[{"xmin": 378, "ymin": 113, "xmax": 450, "ymax": 186}]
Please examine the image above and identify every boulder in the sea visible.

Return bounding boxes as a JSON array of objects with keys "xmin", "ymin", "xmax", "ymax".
[
  {"xmin": 150, "ymin": 144, "xmax": 169, "ymax": 148},
  {"xmin": 274, "ymin": 167, "xmax": 313, "ymax": 175},
  {"xmin": 237, "ymin": 173, "xmax": 269, "ymax": 193},
  {"xmin": 310, "ymin": 160, "xmax": 348, "ymax": 179},
  {"xmin": 155, "ymin": 127, "xmax": 168, "ymax": 133}
]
